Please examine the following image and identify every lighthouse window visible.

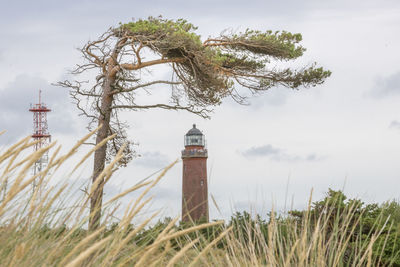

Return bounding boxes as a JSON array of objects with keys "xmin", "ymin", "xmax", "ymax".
[
  {"xmin": 200, "ymin": 179, "xmax": 204, "ymax": 186},
  {"xmin": 189, "ymin": 136, "xmax": 199, "ymax": 145},
  {"xmin": 185, "ymin": 135, "xmax": 205, "ymax": 146}
]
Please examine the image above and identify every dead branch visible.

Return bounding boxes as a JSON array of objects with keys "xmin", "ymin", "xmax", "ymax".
[{"xmin": 110, "ymin": 80, "xmax": 182, "ymax": 95}]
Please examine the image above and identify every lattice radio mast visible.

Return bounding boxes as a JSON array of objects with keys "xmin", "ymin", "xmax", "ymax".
[{"xmin": 29, "ymin": 90, "xmax": 51, "ymax": 186}]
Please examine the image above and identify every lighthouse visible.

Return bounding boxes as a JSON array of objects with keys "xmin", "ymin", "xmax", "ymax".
[{"xmin": 181, "ymin": 124, "xmax": 209, "ymax": 222}]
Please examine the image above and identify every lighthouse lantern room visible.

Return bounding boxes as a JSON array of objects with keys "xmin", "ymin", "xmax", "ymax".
[{"xmin": 181, "ymin": 124, "xmax": 209, "ymax": 222}]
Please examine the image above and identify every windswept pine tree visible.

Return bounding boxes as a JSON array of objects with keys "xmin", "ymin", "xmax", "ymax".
[{"xmin": 58, "ymin": 16, "xmax": 331, "ymax": 230}]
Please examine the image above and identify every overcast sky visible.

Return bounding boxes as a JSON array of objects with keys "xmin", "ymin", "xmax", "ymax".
[{"xmin": 1, "ymin": 0, "xmax": 400, "ymax": 220}]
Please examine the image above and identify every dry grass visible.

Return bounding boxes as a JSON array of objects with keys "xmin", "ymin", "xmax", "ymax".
[{"xmin": 0, "ymin": 132, "xmax": 393, "ymax": 266}]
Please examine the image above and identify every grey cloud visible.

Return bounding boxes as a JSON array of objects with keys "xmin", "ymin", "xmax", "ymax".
[
  {"xmin": 2, "ymin": 0, "xmax": 396, "ymax": 39},
  {"xmin": 241, "ymin": 144, "xmax": 324, "ymax": 162},
  {"xmin": 0, "ymin": 74, "xmax": 79, "ymax": 145},
  {"xmin": 151, "ymin": 186, "xmax": 179, "ymax": 200},
  {"xmin": 226, "ymin": 86, "xmax": 289, "ymax": 109},
  {"xmin": 390, "ymin": 120, "xmax": 400, "ymax": 129},
  {"xmin": 305, "ymin": 153, "xmax": 322, "ymax": 161},
  {"xmin": 133, "ymin": 151, "xmax": 170, "ymax": 169},
  {"xmin": 250, "ymin": 88, "xmax": 289, "ymax": 108},
  {"xmin": 371, "ymin": 72, "xmax": 400, "ymax": 98},
  {"xmin": 0, "ymin": 1, "xmax": 311, "ymax": 24},
  {"xmin": 242, "ymin": 144, "xmax": 281, "ymax": 158},
  {"xmin": 104, "ymin": 183, "xmax": 123, "ymax": 199},
  {"xmin": 103, "ymin": 182, "xmax": 178, "ymax": 216}
]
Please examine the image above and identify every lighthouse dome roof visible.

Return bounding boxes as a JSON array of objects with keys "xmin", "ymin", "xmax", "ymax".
[{"xmin": 186, "ymin": 124, "xmax": 203, "ymax": 136}]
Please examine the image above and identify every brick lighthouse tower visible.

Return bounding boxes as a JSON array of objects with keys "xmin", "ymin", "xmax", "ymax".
[{"xmin": 181, "ymin": 124, "xmax": 208, "ymax": 222}]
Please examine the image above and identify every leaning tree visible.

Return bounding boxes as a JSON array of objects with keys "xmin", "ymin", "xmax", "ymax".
[{"xmin": 58, "ymin": 16, "xmax": 331, "ymax": 230}]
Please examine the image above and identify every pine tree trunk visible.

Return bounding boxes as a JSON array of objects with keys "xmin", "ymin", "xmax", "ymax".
[
  {"xmin": 89, "ymin": 75, "xmax": 114, "ymax": 231},
  {"xmin": 88, "ymin": 38, "xmax": 126, "ymax": 231}
]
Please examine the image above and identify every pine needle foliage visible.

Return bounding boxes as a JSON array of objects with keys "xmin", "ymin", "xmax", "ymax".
[{"xmin": 117, "ymin": 17, "xmax": 331, "ymax": 107}]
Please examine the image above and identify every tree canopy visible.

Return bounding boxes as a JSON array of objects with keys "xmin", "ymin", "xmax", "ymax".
[{"xmin": 60, "ymin": 16, "xmax": 330, "ymax": 165}]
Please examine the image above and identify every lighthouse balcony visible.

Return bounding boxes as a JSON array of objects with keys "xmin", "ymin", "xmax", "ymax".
[{"xmin": 181, "ymin": 148, "xmax": 208, "ymax": 158}]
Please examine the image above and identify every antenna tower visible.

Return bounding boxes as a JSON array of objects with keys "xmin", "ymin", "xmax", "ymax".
[{"xmin": 29, "ymin": 90, "xmax": 51, "ymax": 183}]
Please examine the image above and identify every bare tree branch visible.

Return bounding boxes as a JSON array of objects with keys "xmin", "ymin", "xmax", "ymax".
[
  {"xmin": 111, "ymin": 103, "xmax": 211, "ymax": 118},
  {"xmin": 109, "ymin": 57, "xmax": 186, "ymax": 77},
  {"xmin": 110, "ymin": 80, "xmax": 182, "ymax": 95}
]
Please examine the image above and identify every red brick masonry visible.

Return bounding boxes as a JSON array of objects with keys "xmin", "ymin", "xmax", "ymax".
[{"xmin": 182, "ymin": 146, "xmax": 208, "ymax": 222}]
